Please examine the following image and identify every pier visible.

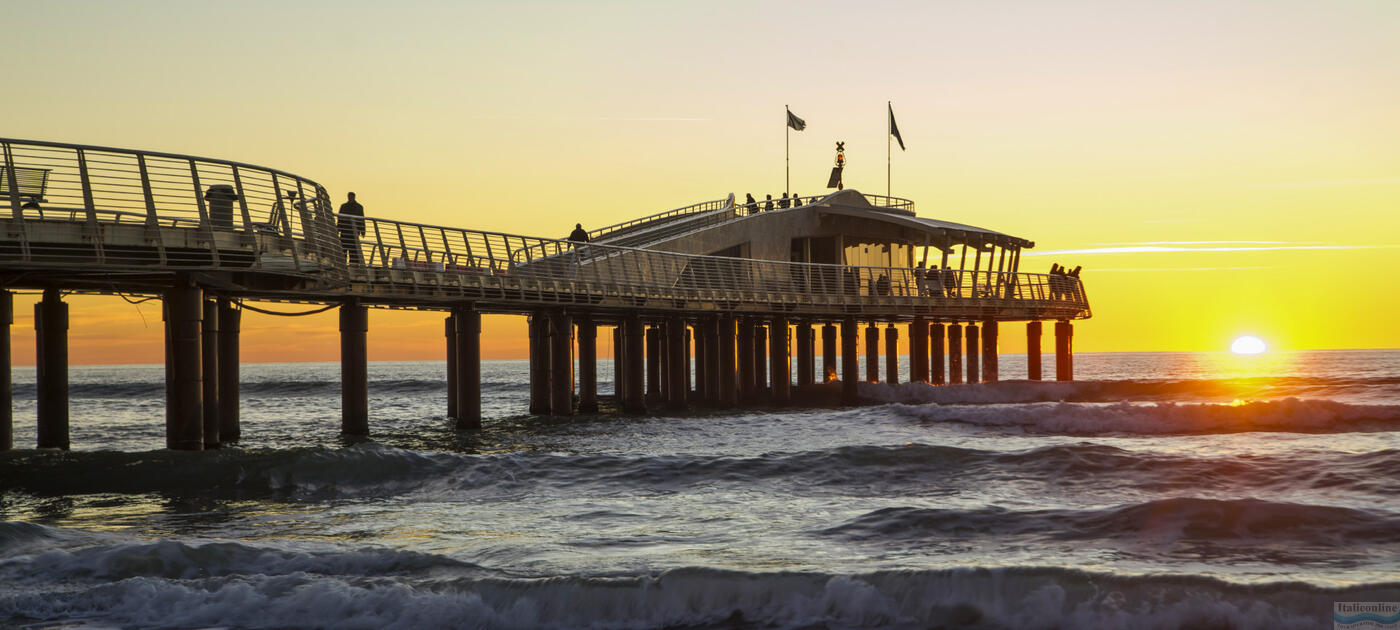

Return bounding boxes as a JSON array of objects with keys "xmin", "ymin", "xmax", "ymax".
[{"xmin": 0, "ymin": 138, "xmax": 1090, "ymax": 450}]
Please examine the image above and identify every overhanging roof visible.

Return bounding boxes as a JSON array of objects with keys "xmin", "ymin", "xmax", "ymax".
[{"xmin": 816, "ymin": 192, "xmax": 1034, "ymax": 249}]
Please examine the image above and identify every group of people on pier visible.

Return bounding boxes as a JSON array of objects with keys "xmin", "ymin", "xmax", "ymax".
[{"xmin": 742, "ymin": 192, "xmax": 805, "ymax": 215}]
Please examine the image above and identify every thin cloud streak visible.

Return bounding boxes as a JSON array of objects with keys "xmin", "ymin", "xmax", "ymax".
[
  {"xmin": 1089, "ymin": 240, "xmax": 1297, "ymax": 246},
  {"xmin": 1257, "ymin": 176, "xmax": 1400, "ymax": 189},
  {"xmin": 1024, "ymin": 245, "xmax": 1374, "ymax": 256},
  {"xmin": 1090, "ymin": 266, "xmax": 1274, "ymax": 272}
]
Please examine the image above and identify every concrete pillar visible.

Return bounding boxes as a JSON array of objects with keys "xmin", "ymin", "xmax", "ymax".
[
  {"xmin": 578, "ymin": 319, "xmax": 599, "ymax": 413},
  {"xmin": 529, "ymin": 313, "xmax": 550, "ymax": 414},
  {"xmin": 201, "ymin": 299, "xmax": 220, "ymax": 448},
  {"xmin": 947, "ymin": 323, "xmax": 963, "ymax": 384},
  {"xmin": 1055, "ymin": 321, "xmax": 1074, "ymax": 381},
  {"xmin": 982, "ymin": 320, "xmax": 999, "ymax": 383},
  {"xmin": 822, "ymin": 323, "xmax": 837, "ymax": 383},
  {"xmin": 217, "ymin": 298, "xmax": 240, "ymax": 442},
  {"xmin": 445, "ymin": 314, "xmax": 458, "ymax": 419},
  {"xmin": 623, "ymin": 315, "xmax": 645, "ymax": 412},
  {"xmin": 612, "ymin": 326, "xmax": 623, "ymax": 405},
  {"xmin": 736, "ymin": 317, "xmax": 754, "ymax": 401},
  {"xmin": 704, "ymin": 318, "xmax": 720, "ymax": 404},
  {"xmin": 864, "ymin": 324, "xmax": 880, "ymax": 383},
  {"xmin": 929, "ymin": 322, "xmax": 945, "ymax": 385},
  {"xmin": 164, "ymin": 283, "xmax": 202, "ymax": 450},
  {"xmin": 768, "ymin": 316, "xmax": 790, "ymax": 404},
  {"xmin": 840, "ymin": 317, "xmax": 859, "ymax": 404},
  {"xmin": 646, "ymin": 326, "xmax": 660, "ymax": 400},
  {"xmin": 454, "ymin": 306, "xmax": 482, "ymax": 429},
  {"xmin": 909, "ymin": 317, "xmax": 928, "ymax": 383},
  {"xmin": 718, "ymin": 315, "xmax": 738, "ymax": 406},
  {"xmin": 796, "ymin": 322, "xmax": 814, "ymax": 387},
  {"xmin": 666, "ymin": 317, "xmax": 686, "ymax": 409},
  {"xmin": 682, "ymin": 327, "xmax": 693, "ymax": 403},
  {"xmin": 965, "ymin": 323, "xmax": 980, "ymax": 384},
  {"xmin": 752, "ymin": 324, "xmax": 767, "ymax": 394},
  {"xmin": 340, "ymin": 298, "xmax": 369, "ymax": 436},
  {"xmin": 692, "ymin": 322, "xmax": 708, "ymax": 402},
  {"xmin": 885, "ymin": 325, "xmax": 899, "ymax": 385},
  {"xmin": 549, "ymin": 310, "xmax": 574, "ymax": 416},
  {"xmin": 0, "ymin": 291, "xmax": 9, "ymax": 451},
  {"xmin": 1027, "ymin": 321, "xmax": 1043, "ymax": 380}
]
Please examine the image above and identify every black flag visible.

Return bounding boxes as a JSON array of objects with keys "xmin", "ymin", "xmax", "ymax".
[
  {"xmin": 787, "ymin": 109, "xmax": 806, "ymax": 131},
  {"xmin": 888, "ymin": 103, "xmax": 905, "ymax": 151}
]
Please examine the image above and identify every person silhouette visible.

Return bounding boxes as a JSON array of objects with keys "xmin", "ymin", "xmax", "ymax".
[
  {"xmin": 337, "ymin": 192, "xmax": 365, "ymax": 264},
  {"xmin": 744, "ymin": 193, "xmax": 757, "ymax": 215},
  {"xmin": 764, "ymin": 194, "xmax": 773, "ymax": 212},
  {"xmin": 568, "ymin": 223, "xmax": 590, "ymax": 243}
]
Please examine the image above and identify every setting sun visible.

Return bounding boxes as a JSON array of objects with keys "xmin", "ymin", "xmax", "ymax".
[{"xmin": 1230, "ymin": 335, "xmax": 1267, "ymax": 355}]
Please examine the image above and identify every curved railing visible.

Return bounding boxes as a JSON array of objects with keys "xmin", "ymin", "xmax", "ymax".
[
  {"xmin": 0, "ymin": 138, "xmax": 345, "ymax": 279},
  {"xmin": 588, "ymin": 193, "xmax": 916, "ymax": 243},
  {"xmin": 341, "ymin": 213, "xmax": 1090, "ymax": 319}
]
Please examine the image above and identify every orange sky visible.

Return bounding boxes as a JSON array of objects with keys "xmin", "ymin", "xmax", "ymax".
[{"xmin": 6, "ymin": 0, "xmax": 1398, "ymax": 363}]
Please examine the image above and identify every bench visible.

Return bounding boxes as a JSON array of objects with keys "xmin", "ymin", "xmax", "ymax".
[{"xmin": 0, "ymin": 166, "xmax": 51, "ymax": 212}]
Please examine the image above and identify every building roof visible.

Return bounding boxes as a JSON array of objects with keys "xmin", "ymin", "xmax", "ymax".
[{"xmin": 815, "ymin": 190, "xmax": 1034, "ymax": 249}]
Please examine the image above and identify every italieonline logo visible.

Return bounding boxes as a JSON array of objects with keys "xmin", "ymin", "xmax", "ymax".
[{"xmin": 1335, "ymin": 602, "xmax": 1400, "ymax": 629}]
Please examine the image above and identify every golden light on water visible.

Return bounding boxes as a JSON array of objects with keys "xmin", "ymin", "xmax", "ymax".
[{"xmin": 1230, "ymin": 335, "xmax": 1267, "ymax": 355}]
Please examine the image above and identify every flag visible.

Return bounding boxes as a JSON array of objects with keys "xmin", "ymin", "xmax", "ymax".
[
  {"xmin": 888, "ymin": 103, "xmax": 905, "ymax": 151},
  {"xmin": 786, "ymin": 109, "xmax": 806, "ymax": 131}
]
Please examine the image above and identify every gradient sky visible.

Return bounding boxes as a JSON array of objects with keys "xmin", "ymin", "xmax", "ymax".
[{"xmin": 7, "ymin": 0, "xmax": 1398, "ymax": 363}]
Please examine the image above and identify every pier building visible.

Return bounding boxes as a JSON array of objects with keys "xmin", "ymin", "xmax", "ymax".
[{"xmin": 0, "ymin": 139, "xmax": 1089, "ymax": 450}]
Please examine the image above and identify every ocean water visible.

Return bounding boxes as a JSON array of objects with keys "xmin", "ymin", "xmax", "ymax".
[{"xmin": 2, "ymin": 350, "xmax": 1399, "ymax": 629}]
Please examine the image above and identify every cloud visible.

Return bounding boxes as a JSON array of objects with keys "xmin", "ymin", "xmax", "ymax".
[
  {"xmin": 1089, "ymin": 266, "xmax": 1274, "ymax": 272},
  {"xmin": 1024, "ymin": 244, "xmax": 1375, "ymax": 256},
  {"xmin": 1257, "ymin": 176, "xmax": 1400, "ymax": 189}
]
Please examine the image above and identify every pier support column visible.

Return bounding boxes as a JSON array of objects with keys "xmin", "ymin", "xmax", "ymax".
[
  {"xmin": 692, "ymin": 322, "xmax": 708, "ymax": 403},
  {"xmin": 164, "ymin": 283, "xmax": 202, "ymax": 450},
  {"xmin": 822, "ymin": 323, "xmax": 837, "ymax": 383},
  {"xmin": 454, "ymin": 305, "xmax": 482, "ymax": 429},
  {"xmin": 864, "ymin": 324, "xmax": 880, "ymax": 383},
  {"xmin": 910, "ymin": 317, "xmax": 928, "ymax": 383},
  {"xmin": 1027, "ymin": 321, "xmax": 1043, "ymax": 380},
  {"xmin": 217, "ymin": 298, "xmax": 240, "ymax": 442},
  {"xmin": 768, "ymin": 316, "xmax": 791, "ymax": 404},
  {"xmin": 982, "ymin": 320, "xmax": 998, "ymax": 383},
  {"xmin": 0, "ymin": 291, "xmax": 10, "ymax": 452},
  {"xmin": 623, "ymin": 315, "xmax": 646, "ymax": 412},
  {"xmin": 666, "ymin": 317, "xmax": 686, "ymax": 409},
  {"xmin": 947, "ymin": 323, "xmax": 963, "ymax": 384},
  {"xmin": 704, "ymin": 318, "xmax": 721, "ymax": 404},
  {"xmin": 1055, "ymin": 321, "xmax": 1074, "ymax": 381},
  {"xmin": 578, "ymin": 319, "xmax": 598, "ymax": 413},
  {"xmin": 929, "ymin": 322, "xmax": 945, "ymax": 385},
  {"xmin": 612, "ymin": 326, "xmax": 623, "ymax": 405},
  {"xmin": 529, "ymin": 314, "xmax": 551, "ymax": 414},
  {"xmin": 736, "ymin": 317, "xmax": 754, "ymax": 401},
  {"xmin": 885, "ymin": 325, "xmax": 899, "ymax": 385},
  {"xmin": 752, "ymin": 324, "xmax": 767, "ymax": 395},
  {"xmin": 646, "ymin": 327, "xmax": 660, "ymax": 401},
  {"xmin": 445, "ymin": 315, "xmax": 458, "ymax": 419},
  {"xmin": 840, "ymin": 317, "xmax": 859, "ymax": 404},
  {"xmin": 35, "ymin": 288, "xmax": 70, "ymax": 449},
  {"xmin": 201, "ymin": 300, "xmax": 220, "ymax": 448},
  {"xmin": 965, "ymin": 323, "xmax": 980, "ymax": 384},
  {"xmin": 682, "ymin": 327, "xmax": 693, "ymax": 403},
  {"xmin": 795, "ymin": 322, "xmax": 814, "ymax": 388},
  {"xmin": 718, "ymin": 315, "xmax": 738, "ymax": 407},
  {"xmin": 339, "ymin": 298, "xmax": 369, "ymax": 437},
  {"xmin": 549, "ymin": 311, "xmax": 574, "ymax": 416}
]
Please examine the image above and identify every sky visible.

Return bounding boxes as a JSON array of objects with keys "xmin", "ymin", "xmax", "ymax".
[{"xmin": 6, "ymin": 0, "xmax": 1398, "ymax": 363}]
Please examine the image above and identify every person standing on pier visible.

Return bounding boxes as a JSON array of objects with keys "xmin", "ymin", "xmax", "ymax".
[
  {"xmin": 337, "ymin": 192, "xmax": 365, "ymax": 265},
  {"xmin": 568, "ymin": 223, "xmax": 590, "ymax": 243}
]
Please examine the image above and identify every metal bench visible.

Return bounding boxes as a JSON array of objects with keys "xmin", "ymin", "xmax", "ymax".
[{"xmin": 1, "ymin": 165, "xmax": 51, "ymax": 212}]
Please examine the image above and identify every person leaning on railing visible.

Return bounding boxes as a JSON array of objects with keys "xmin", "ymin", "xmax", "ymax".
[{"xmin": 338, "ymin": 192, "xmax": 365, "ymax": 265}]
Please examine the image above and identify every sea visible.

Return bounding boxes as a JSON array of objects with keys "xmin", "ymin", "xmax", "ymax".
[{"xmin": 2, "ymin": 350, "xmax": 1399, "ymax": 629}]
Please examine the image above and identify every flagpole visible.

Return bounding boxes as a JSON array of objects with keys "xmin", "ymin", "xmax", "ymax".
[
  {"xmin": 785, "ymin": 105, "xmax": 790, "ymax": 196},
  {"xmin": 887, "ymin": 101, "xmax": 891, "ymax": 197}
]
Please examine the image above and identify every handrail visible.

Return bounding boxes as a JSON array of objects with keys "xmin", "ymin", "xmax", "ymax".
[{"xmin": 589, "ymin": 192, "xmax": 916, "ymax": 243}]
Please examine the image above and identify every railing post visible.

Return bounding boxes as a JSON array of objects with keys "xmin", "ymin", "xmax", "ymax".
[
  {"xmin": 76, "ymin": 149, "xmax": 98, "ymax": 229},
  {"xmin": 4, "ymin": 142, "xmax": 24, "ymax": 220},
  {"xmin": 231, "ymin": 166, "xmax": 253, "ymax": 229},
  {"xmin": 137, "ymin": 154, "xmax": 159, "ymax": 225}
]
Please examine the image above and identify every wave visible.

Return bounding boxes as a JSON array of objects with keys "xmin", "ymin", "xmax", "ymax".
[
  {"xmin": 889, "ymin": 397, "xmax": 1400, "ymax": 434},
  {"xmin": 0, "ymin": 557, "xmax": 1395, "ymax": 630},
  {"xmin": 5, "ymin": 443, "xmax": 1398, "ymax": 502},
  {"xmin": 859, "ymin": 375, "xmax": 1400, "ymax": 405}
]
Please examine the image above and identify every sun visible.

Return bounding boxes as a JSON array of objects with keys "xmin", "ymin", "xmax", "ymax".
[{"xmin": 1230, "ymin": 335, "xmax": 1267, "ymax": 355}]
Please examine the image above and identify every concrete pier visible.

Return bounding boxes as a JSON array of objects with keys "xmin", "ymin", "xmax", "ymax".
[
  {"xmin": 646, "ymin": 326, "xmax": 660, "ymax": 401},
  {"xmin": 549, "ymin": 310, "xmax": 574, "ymax": 416},
  {"xmin": 339, "ymin": 298, "xmax": 369, "ymax": 437},
  {"xmin": 577, "ymin": 318, "xmax": 598, "ymax": 413},
  {"xmin": 929, "ymin": 322, "xmax": 945, "ymax": 385},
  {"xmin": 622, "ymin": 315, "xmax": 645, "ymax": 412},
  {"xmin": 666, "ymin": 317, "xmax": 686, "ymax": 409},
  {"xmin": 947, "ymin": 323, "xmax": 963, "ymax": 384},
  {"xmin": 529, "ymin": 314, "xmax": 550, "ymax": 414},
  {"xmin": 753, "ymin": 324, "xmax": 767, "ymax": 395},
  {"xmin": 910, "ymin": 317, "xmax": 928, "ymax": 383},
  {"xmin": 965, "ymin": 323, "xmax": 980, "ymax": 384},
  {"xmin": 841, "ymin": 317, "xmax": 858, "ymax": 404},
  {"xmin": 1055, "ymin": 320, "xmax": 1074, "ymax": 381},
  {"xmin": 822, "ymin": 323, "xmax": 837, "ymax": 382},
  {"xmin": 865, "ymin": 324, "xmax": 880, "ymax": 383},
  {"xmin": 884, "ymin": 325, "xmax": 899, "ymax": 385},
  {"xmin": 201, "ymin": 299, "xmax": 220, "ymax": 448},
  {"xmin": 165, "ymin": 283, "xmax": 202, "ymax": 450},
  {"xmin": 612, "ymin": 326, "xmax": 624, "ymax": 406},
  {"xmin": 981, "ymin": 320, "xmax": 998, "ymax": 383},
  {"xmin": 446, "ymin": 315, "xmax": 458, "ymax": 418},
  {"xmin": 768, "ymin": 316, "xmax": 790, "ymax": 404},
  {"xmin": 454, "ymin": 306, "xmax": 481, "ymax": 428},
  {"xmin": 0, "ymin": 291, "xmax": 8, "ymax": 451},
  {"xmin": 693, "ymin": 322, "xmax": 708, "ymax": 402},
  {"xmin": 217, "ymin": 298, "xmax": 240, "ymax": 442},
  {"xmin": 737, "ymin": 317, "xmax": 754, "ymax": 401},
  {"xmin": 718, "ymin": 315, "xmax": 738, "ymax": 407},
  {"xmin": 35, "ymin": 288, "xmax": 70, "ymax": 449},
  {"xmin": 703, "ymin": 318, "xmax": 720, "ymax": 404},
  {"xmin": 796, "ymin": 321, "xmax": 814, "ymax": 387},
  {"xmin": 682, "ymin": 327, "xmax": 693, "ymax": 404},
  {"xmin": 1027, "ymin": 321, "xmax": 1042, "ymax": 380}
]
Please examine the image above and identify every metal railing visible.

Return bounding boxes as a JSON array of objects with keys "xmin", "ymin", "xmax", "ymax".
[
  {"xmin": 342, "ymin": 213, "xmax": 1089, "ymax": 317},
  {"xmin": 589, "ymin": 193, "xmax": 915, "ymax": 244},
  {"xmin": 0, "ymin": 138, "xmax": 345, "ymax": 279}
]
